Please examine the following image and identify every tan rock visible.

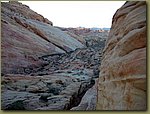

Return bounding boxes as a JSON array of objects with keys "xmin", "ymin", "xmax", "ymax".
[{"xmin": 97, "ymin": 1, "xmax": 146, "ymax": 110}]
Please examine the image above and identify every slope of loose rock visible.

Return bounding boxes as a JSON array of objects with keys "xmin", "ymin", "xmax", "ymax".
[
  {"xmin": 97, "ymin": 1, "xmax": 146, "ymax": 110},
  {"xmin": 1, "ymin": 27, "xmax": 107, "ymax": 111},
  {"xmin": 1, "ymin": 29, "xmax": 107, "ymax": 110}
]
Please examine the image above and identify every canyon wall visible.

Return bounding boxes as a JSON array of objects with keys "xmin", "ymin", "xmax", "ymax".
[
  {"xmin": 1, "ymin": 1, "xmax": 85, "ymax": 74},
  {"xmin": 97, "ymin": 1, "xmax": 146, "ymax": 110}
]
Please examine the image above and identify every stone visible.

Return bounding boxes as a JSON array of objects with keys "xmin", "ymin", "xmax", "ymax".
[
  {"xmin": 71, "ymin": 79, "xmax": 98, "ymax": 110},
  {"xmin": 97, "ymin": 1, "xmax": 146, "ymax": 110},
  {"xmin": 1, "ymin": 90, "xmax": 39, "ymax": 110},
  {"xmin": 1, "ymin": 74, "xmax": 95, "ymax": 110},
  {"xmin": 39, "ymin": 93, "xmax": 53, "ymax": 102}
]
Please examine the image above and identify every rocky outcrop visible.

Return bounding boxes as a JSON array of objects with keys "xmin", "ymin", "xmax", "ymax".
[
  {"xmin": 97, "ymin": 1, "xmax": 146, "ymax": 110},
  {"xmin": 1, "ymin": 72, "xmax": 94, "ymax": 110},
  {"xmin": 1, "ymin": 29, "xmax": 106, "ymax": 110},
  {"xmin": 58, "ymin": 27, "xmax": 108, "ymax": 51},
  {"xmin": 70, "ymin": 79, "xmax": 98, "ymax": 110},
  {"xmin": 26, "ymin": 47, "xmax": 102, "ymax": 76},
  {"xmin": 3, "ymin": 1, "xmax": 53, "ymax": 25},
  {"xmin": 1, "ymin": 1, "xmax": 85, "ymax": 74}
]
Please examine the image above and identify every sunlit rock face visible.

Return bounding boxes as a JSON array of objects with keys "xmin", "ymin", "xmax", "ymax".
[
  {"xmin": 1, "ymin": 1, "xmax": 85, "ymax": 74},
  {"xmin": 97, "ymin": 1, "xmax": 146, "ymax": 110}
]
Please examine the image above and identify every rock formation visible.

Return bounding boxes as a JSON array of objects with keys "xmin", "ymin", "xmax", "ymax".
[
  {"xmin": 71, "ymin": 79, "xmax": 98, "ymax": 110},
  {"xmin": 1, "ymin": 44, "xmax": 105, "ymax": 110},
  {"xmin": 97, "ymin": 1, "xmax": 146, "ymax": 110},
  {"xmin": 1, "ymin": 1, "xmax": 84, "ymax": 74},
  {"xmin": 1, "ymin": 1, "xmax": 108, "ymax": 110},
  {"xmin": 1, "ymin": 74, "xmax": 93, "ymax": 110}
]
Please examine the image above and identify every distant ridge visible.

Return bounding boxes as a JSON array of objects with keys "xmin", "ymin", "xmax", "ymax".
[{"xmin": 77, "ymin": 27, "xmax": 110, "ymax": 31}]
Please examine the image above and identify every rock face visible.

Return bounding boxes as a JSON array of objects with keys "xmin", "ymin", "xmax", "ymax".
[
  {"xmin": 70, "ymin": 79, "xmax": 98, "ymax": 110},
  {"xmin": 1, "ymin": 1, "xmax": 84, "ymax": 74},
  {"xmin": 97, "ymin": 1, "xmax": 146, "ymax": 110}
]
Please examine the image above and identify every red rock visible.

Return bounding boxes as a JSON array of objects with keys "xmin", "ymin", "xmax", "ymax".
[{"xmin": 1, "ymin": 1, "xmax": 85, "ymax": 74}]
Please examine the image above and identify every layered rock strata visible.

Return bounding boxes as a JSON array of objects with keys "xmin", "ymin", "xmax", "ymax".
[
  {"xmin": 1, "ymin": 1, "xmax": 84, "ymax": 74},
  {"xmin": 97, "ymin": 1, "xmax": 146, "ymax": 110}
]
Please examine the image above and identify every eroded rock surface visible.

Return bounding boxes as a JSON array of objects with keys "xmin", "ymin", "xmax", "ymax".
[
  {"xmin": 1, "ymin": 72, "xmax": 94, "ymax": 110},
  {"xmin": 97, "ymin": 1, "xmax": 146, "ymax": 110},
  {"xmin": 1, "ymin": 1, "xmax": 85, "ymax": 74}
]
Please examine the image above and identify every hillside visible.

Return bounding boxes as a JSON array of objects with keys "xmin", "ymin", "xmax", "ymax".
[
  {"xmin": 1, "ymin": 1, "xmax": 85, "ymax": 74},
  {"xmin": 1, "ymin": 1, "xmax": 107, "ymax": 110}
]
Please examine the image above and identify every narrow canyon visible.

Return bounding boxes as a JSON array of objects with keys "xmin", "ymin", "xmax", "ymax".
[{"xmin": 1, "ymin": 1, "xmax": 146, "ymax": 110}]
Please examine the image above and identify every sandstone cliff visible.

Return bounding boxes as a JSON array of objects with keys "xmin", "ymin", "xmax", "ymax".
[
  {"xmin": 1, "ymin": 1, "xmax": 84, "ymax": 74},
  {"xmin": 97, "ymin": 1, "xmax": 146, "ymax": 110}
]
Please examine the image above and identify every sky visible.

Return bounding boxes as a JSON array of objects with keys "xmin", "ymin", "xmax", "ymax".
[{"xmin": 19, "ymin": 1, "xmax": 126, "ymax": 28}]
